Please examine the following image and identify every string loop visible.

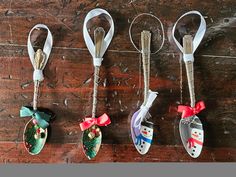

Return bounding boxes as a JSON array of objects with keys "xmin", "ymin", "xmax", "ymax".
[{"xmin": 129, "ymin": 13, "xmax": 165, "ymax": 54}]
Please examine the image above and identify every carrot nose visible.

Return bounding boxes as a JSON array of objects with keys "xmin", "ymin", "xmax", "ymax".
[{"xmin": 142, "ymin": 131, "xmax": 147, "ymax": 135}]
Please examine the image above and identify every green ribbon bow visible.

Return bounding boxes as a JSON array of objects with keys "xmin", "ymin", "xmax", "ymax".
[{"xmin": 20, "ymin": 106, "xmax": 51, "ymax": 129}]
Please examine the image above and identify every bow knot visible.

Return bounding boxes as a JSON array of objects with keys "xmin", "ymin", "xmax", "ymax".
[
  {"xmin": 178, "ymin": 101, "xmax": 205, "ymax": 118},
  {"xmin": 80, "ymin": 113, "xmax": 111, "ymax": 131},
  {"xmin": 20, "ymin": 106, "xmax": 51, "ymax": 129}
]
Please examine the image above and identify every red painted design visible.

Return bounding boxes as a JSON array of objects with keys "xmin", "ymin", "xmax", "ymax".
[{"xmin": 187, "ymin": 138, "xmax": 203, "ymax": 148}]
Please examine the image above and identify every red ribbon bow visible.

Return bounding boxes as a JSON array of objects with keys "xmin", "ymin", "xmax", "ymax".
[
  {"xmin": 178, "ymin": 101, "xmax": 205, "ymax": 118},
  {"xmin": 79, "ymin": 113, "xmax": 111, "ymax": 131}
]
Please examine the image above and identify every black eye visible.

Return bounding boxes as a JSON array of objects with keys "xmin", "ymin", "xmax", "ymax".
[
  {"xmin": 148, "ymin": 130, "xmax": 150, "ymax": 132},
  {"xmin": 195, "ymin": 132, "xmax": 197, "ymax": 134},
  {"xmin": 199, "ymin": 133, "xmax": 201, "ymax": 135},
  {"xmin": 144, "ymin": 128, "xmax": 146, "ymax": 130}
]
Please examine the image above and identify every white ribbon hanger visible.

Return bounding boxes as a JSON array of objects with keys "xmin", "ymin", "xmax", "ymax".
[
  {"xmin": 27, "ymin": 24, "xmax": 53, "ymax": 81},
  {"xmin": 83, "ymin": 8, "xmax": 114, "ymax": 66},
  {"xmin": 133, "ymin": 90, "xmax": 158, "ymax": 129},
  {"xmin": 172, "ymin": 11, "xmax": 206, "ymax": 62}
]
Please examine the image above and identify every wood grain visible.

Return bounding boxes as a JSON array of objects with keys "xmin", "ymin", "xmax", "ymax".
[
  {"xmin": 0, "ymin": 0, "xmax": 235, "ymax": 162},
  {"xmin": 0, "ymin": 143, "xmax": 235, "ymax": 163}
]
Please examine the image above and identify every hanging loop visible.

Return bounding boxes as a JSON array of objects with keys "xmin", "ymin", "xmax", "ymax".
[
  {"xmin": 27, "ymin": 24, "xmax": 53, "ymax": 81},
  {"xmin": 129, "ymin": 13, "xmax": 165, "ymax": 54},
  {"xmin": 83, "ymin": 8, "xmax": 114, "ymax": 66},
  {"xmin": 172, "ymin": 11, "xmax": 206, "ymax": 62}
]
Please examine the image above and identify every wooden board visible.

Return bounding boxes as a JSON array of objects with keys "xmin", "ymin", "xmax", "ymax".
[{"xmin": 0, "ymin": 0, "xmax": 235, "ymax": 162}]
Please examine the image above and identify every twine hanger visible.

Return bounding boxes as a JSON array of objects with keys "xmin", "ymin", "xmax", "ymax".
[{"xmin": 129, "ymin": 13, "xmax": 165, "ymax": 128}]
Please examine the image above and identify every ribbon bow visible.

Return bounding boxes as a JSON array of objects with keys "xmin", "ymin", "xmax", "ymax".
[
  {"xmin": 133, "ymin": 90, "xmax": 158, "ymax": 129},
  {"xmin": 178, "ymin": 101, "xmax": 205, "ymax": 118},
  {"xmin": 135, "ymin": 134, "xmax": 152, "ymax": 146},
  {"xmin": 20, "ymin": 106, "xmax": 51, "ymax": 129},
  {"xmin": 80, "ymin": 113, "xmax": 111, "ymax": 131}
]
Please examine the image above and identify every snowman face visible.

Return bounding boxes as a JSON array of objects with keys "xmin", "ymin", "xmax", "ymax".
[
  {"xmin": 187, "ymin": 128, "xmax": 204, "ymax": 158},
  {"xmin": 140, "ymin": 125, "xmax": 153, "ymax": 138},
  {"xmin": 191, "ymin": 128, "xmax": 203, "ymax": 142}
]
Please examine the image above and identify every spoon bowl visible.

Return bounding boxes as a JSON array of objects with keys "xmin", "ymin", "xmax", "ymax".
[
  {"xmin": 131, "ymin": 109, "xmax": 153, "ymax": 155},
  {"xmin": 23, "ymin": 118, "xmax": 48, "ymax": 155},
  {"xmin": 22, "ymin": 107, "xmax": 55, "ymax": 155},
  {"xmin": 179, "ymin": 115, "xmax": 204, "ymax": 158},
  {"xmin": 82, "ymin": 125, "xmax": 102, "ymax": 159}
]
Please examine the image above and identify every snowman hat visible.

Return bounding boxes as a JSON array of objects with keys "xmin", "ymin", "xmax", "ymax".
[
  {"xmin": 141, "ymin": 120, "xmax": 154, "ymax": 129},
  {"xmin": 190, "ymin": 120, "xmax": 203, "ymax": 130}
]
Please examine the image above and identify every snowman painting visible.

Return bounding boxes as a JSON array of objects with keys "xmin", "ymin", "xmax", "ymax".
[
  {"xmin": 134, "ymin": 121, "xmax": 153, "ymax": 155},
  {"xmin": 186, "ymin": 117, "xmax": 204, "ymax": 158}
]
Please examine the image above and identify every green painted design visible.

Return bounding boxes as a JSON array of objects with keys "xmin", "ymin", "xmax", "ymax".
[
  {"xmin": 82, "ymin": 126, "xmax": 102, "ymax": 159},
  {"xmin": 24, "ymin": 120, "xmax": 47, "ymax": 155},
  {"xmin": 21, "ymin": 107, "xmax": 55, "ymax": 155}
]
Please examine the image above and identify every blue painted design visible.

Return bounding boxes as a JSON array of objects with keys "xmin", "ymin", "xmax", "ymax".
[{"xmin": 135, "ymin": 134, "xmax": 152, "ymax": 146}]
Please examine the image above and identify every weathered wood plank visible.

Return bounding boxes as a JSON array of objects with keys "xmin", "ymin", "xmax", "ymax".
[
  {"xmin": 0, "ymin": 143, "xmax": 235, "ymax": 163},
  {"xmin": 0, "ymin": 0, "xmax": 235, "ymax": 54},
  {"xmin": 0, "ymin": 0, "xmax": 235, "ymax": 162},
  {"xmin": 0, "ymin": 48, "xmax": 235, "ymax": 147}
]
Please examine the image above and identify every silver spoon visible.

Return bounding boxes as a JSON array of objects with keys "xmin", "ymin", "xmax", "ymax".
[
  {"xmin": 23, "ymin": 49, "xmax": 48, "ymax": 155},
  {"xmin": 81, "ymin": 27, "xmax": 105, "ymax": 159},
  {"xmin": 131, "ymin": 31, "xmax": 154, "ymax": 155},
  {"xmin": 179, "ymin": 35, "xmax": 204, "ymax": 158}
]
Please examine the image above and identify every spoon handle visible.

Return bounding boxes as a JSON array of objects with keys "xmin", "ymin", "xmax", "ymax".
[
  {"xmin": 183, "ymin": 35, "xmax": 195, "ymax": 107},
  {"xmin": 141, "ymin": 31, "xmax": 151, "ymax": 105},
  {"xmin": 33, "ymin": 81, "xmax": 40, "ymax": 111},
  {"xmin": 32, "ymin": 49, "xmax": 45, "ymax": 111},
  {"xmin": 92, "ymin": 27, "xmax": 105, "ymax": 118}
]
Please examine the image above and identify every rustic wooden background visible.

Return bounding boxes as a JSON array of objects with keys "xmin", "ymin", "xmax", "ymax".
[{"xmin": 0, "ymin": 0, "xmax": 235, "ymax": 163}]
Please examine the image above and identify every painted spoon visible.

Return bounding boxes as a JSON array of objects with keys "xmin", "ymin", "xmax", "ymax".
[
  {"xmin": 20, "ymin": 24, "xmax": 53, "ymax": 155},
  {"xmin": 21, "ymin": 49, "xmax": 53, "ymax": 155},
  {"xmin": 130, "ymin": 31, "xmax": 157, "ymax": 155},
  {"xmin": 80, "ymin": 27, "xmax": 110, "ymax": 160},
  {"xmin": 178, "ymin": 35, "xmax": 205, "ymax": 158},
  {"xmin": 172, "ymin": 11, "xmax": 206, "ymax": 158},
  {"xmin": 128, "ymin": 13, "xmax": 164, "ymax": 155},
  {"xmin": 80, "ymin": 8, "xmax": 114, "ymax": 160}
]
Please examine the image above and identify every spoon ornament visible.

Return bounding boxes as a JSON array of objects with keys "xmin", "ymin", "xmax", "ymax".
[
  {"xmin": 172, "ymin": 11, "xmax": 206, "ymax": 158},
  {"xmin": 129, "ymin": 13, "xmax": 164, "ymax": 155},
  {"xmin": 20, "ymin": 24, "xmax": 53, "ymax": 155},
  {"xmin": 80, "ymin": 8, "xmax": 114, "ymax": 159}
]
